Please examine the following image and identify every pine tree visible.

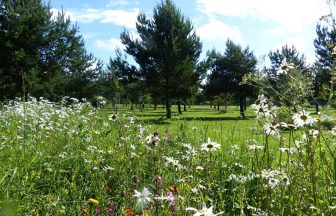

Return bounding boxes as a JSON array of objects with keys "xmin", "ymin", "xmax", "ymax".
[
  {"xmin": 204, "ymin": 40, "xmax": 257, "ymax": 117},
  {"xmin": 121, "ymin": 0, "xmax": 202, "ymax": 118},
  {"xmin": 0, "ymin": 0, "xmax": 102, "ymax": 101},
  {"xmin": 0, "ymin": 0, "xmax": 52, "ymax": 99}
]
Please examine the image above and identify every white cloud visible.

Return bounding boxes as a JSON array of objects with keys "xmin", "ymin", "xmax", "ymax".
[
  {"xmin": 95, "ymin": 38, "xmax": 125, "ymax": 51},
  {"xmin": 106, "ymin": 0, "xmax": 129, "ymax": 8},
  {"xmin": 197, "ymin": 18, "xmax": 243, "ymax": 43},
  {"xmin": 100, "ymin": 9, "xmax": 139, "ymax": 28},
  {"xmin": 273, "ymin": 36, "xmax": 318, "ymax": 65},
  {"xmin": 196, "ymin": 0, "xmax": 330, "ymax": 33},
  {"xmin": 72, "ymin": 8, "xmax": 101, "ymax": 23},
  {"xmin": 52, "ymin": 8, "xmax": 139, "ymax": 28},
  {"xmin": 265, "ymin": 26, "xmax": 285, "ymax": 36},
  {"xmin": 274, "ymin": 37, "xmax": 306, "ymax": 53}
]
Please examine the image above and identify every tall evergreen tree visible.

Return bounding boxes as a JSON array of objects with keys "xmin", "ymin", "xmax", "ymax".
[
  {"xmin": 121, "ymin": 0, "xmax": 202, "ymax": 118},
  {"xmin": 107, "ymin": 49, "xmax": 142, "ymax": 109},
  {"xmin": 204, "ymin": 40, "xmax": 257, "ymax": 117},
  {"xmin": 313, "ymin": 22, "xmax": 336, "ymax": 111},
  {"xmin": 224, "ymin": 40, "xmax": 257, "ymax": 117},
  {"xmin": 0, "ymin": 0, "xmax": 52, "ymax": 99},
  {"xmin": 268, "ymin": 44, "xmax": 307, "ymax": 80},
  {"xmin": 0, "ymin": 0, "xmax": 102, "ymax": 101}
]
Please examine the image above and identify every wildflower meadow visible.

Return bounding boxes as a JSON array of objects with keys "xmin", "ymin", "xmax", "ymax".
[{"xmin": 2, "ymin": 88, "xmax": 336, "ymax": 215}]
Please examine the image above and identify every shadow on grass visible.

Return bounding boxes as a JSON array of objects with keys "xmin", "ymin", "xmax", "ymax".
[
  {"xmin": 141, "ymin": 119, "xmax": 172, "ymax": 125},
  {"xmin": 134, "ymin": 113, "xmax": 167, "ymax": 117},
  {"xmin": 175, "ymin": 116, "xmax": 256, "ymax": 121},
  {"xmin": 140, "ymin": 115, "xmax": 256, "ymax": 125}
]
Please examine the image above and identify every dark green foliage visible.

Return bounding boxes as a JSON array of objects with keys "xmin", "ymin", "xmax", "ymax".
[
  {"xmin": 313, "ymin": 23, "xmax": 336, "ymax": 110},
  {"xmin": 107, "ymin": 49, "xmax": 142, "ymax": 109},
  {"xmin": 0, "ymin": 0, "xmax": 52, "ymax": 99},
  {"xmin": 268, "ymin": 45, "xmax": 307, "ymax": 80},
  {"xmin": 121, "ymin": 0, "xmax": 202, "ymax": 118},
  {"xmin": 204, "ymin": 40, "xmax": 257, "ymax": 116},
  {"xmin": 314, "ymin": 24, "xmax": 336, "ymax": 73},
  {"xmin": 0, "ymin": 0, "xmax": 103, "ymax": 101},
  {"xmin": 265, "ymin": 45, "xmax": 311, "ymax": 107}
]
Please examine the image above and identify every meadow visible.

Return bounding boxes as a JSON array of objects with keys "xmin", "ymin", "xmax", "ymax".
[{"xmin": 1, "ymin": 96, "xmax": 336, "ymax": 215}]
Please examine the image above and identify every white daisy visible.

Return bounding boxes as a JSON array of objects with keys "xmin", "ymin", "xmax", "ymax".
[
  {"xmin": 292, "ymin": 110, "xmax": 318, "ymax": 127},
  {"xmin": 108, "ymin": 114, "xmax": 117, "ymax": 121},
  {"xmin": 186, "ymin": 203, "xmax": 224, "ymax": 216},
  {"xmin": 200, "ymin": 138, "xmax": 221, "ymax": 152},
  {"xmin": 134, "ymin": 187, "xmax": 151, "ymax": 207},
  {"xmin": 277, "ymin": 59, "xmax": 294, "ymax": 75},
  {"xmin": 263, "ymin": 123, "xmax": 280, "ymax": 136},
  {"xmin": 268, "ymin": 178, "xmax": 281, "ymax": 188},
  {"xmin": 261, "ymin": 169, "xmax": 278, "ymax": 179},
  {"xmin": 330, "ymin": 126, "xmax": 336, "ymax": 136},
  {"xmin": 247, "ymin": 144, "xmax": 264, "ymax": 151}
]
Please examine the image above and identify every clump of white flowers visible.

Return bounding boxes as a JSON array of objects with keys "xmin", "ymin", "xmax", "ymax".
[
  {"xmin": 134, "ymin": 187, "xmax": 152, "ymax": 207},
  {"xmin": 292, "ymin": 110, "xmax": 317, "ymax": 128},
  {"xmin": 186, "ymin": 202, "xmax": 224, "ymax": 216},
  {"xmin": 251, "ymin": 94, "xmax": 276, "ymax": 119}
]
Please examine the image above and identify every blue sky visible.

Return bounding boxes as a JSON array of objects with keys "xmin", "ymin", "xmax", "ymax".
[{"xmin": 48, "ymin": 0, "xmax": 332, "ymax": 66}]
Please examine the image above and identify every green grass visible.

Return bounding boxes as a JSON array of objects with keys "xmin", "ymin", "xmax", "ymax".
[
  {"xmin": 2, "ymin": 98, "xmax": 336, "ymax": 215},
  {"xmin": 110, "ymin": 105, "xmax": 260, "ymax": 145}
]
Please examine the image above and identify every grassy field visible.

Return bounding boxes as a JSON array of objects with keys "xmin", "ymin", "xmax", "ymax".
[
  {"xmin": 1, "ymin": 98, "xmax": 336, "ymax": 215},
  {"xmin": 125, "ymin": 105, "xmax": 259, "ymax": 145}
]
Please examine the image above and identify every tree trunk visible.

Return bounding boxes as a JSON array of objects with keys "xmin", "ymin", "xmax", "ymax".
[
  {"xmin": 244, "ymin": 96, "xmax": 247, "ymax": 110},
  {"xmin": 184, "ymin": 97, "xmax": 188, "ymax": 111},
  {"xmin": 217, "ymin": 104, "xmax": 219, "ymax": 110},
  {"xmin": 314, "ymin": 87, "xmax": 319, "ymax": 113},
  {"xmin": 240, "ymin": 94, "xmax": 245, "ymax": 117},
  {"xmin": 177, "ymin": 98, "xmax": 182, "ymax": 114},
  {"xmin": 154, "ymin": 96, "xmax": 157, "ymax": 110},
  {"xmin": 162, "ymin": 97, "xmax": 165, "ymax": 109},
  {"xmin": 112, "ymin": 100, "xmax": 116, "ymax": 111},
  {"xmin": 166, "ymin": 95, "xmax": 172, "ymax": 119}
]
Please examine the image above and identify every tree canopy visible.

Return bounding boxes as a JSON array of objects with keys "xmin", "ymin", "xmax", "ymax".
[
  {"xmin": 204, "ymin": 40, "xmax": 257, "ymax": 116},
  {"xmin": 0, "ymin": 0, "xmax": 103, "ymax": 101},
  {"xmin": 121, "ymin": 0, "xmax": 202, "ymax": 118}
]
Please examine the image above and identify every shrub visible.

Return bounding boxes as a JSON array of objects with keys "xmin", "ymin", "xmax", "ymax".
[{"xmin": 275, "ymin": 106, "xmax": 293, "ymax": 124}]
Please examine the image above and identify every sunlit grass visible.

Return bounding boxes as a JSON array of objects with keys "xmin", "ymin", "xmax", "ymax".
[{"xmin": 1, "ymin": 98, "xmax": 336, "ymax": 215}]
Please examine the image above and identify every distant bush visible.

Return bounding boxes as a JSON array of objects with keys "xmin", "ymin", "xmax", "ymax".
[
  {"xmin": 275, "ymin": 106, "xmax": 293, "ymax": 124},
  {"xmin": 219, "ymin": 107, "xmax": 228, "ymax": 113}
]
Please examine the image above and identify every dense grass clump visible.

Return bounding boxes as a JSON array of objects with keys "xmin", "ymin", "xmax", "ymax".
[{"xmin": 1, "ymin": 97, "xmax": 336, "ymax": 215}]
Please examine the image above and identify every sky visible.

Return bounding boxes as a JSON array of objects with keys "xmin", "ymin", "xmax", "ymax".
[{"xmin": 47, "ymin": 0, "xmax": 334, "ymax": 66}]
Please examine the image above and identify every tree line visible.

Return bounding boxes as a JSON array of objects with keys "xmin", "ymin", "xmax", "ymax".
[{"xmin": 1, "ymin": 0, "xmax": 336, "ymax": 118}]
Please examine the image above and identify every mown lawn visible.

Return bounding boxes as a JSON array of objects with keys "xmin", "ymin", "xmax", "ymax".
[{"xmin": 109, "ymin": 104, "xmax": 259, "ymax": 145}]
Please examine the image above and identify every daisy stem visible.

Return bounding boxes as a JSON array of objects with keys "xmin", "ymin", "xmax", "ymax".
[
  {"xmin": 265, "ymin": 135, "xmax": 270, "ymax": 169},
  {"xmin": 287, "ymin": 129, "xmax": 293, "ymax": 174}
]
